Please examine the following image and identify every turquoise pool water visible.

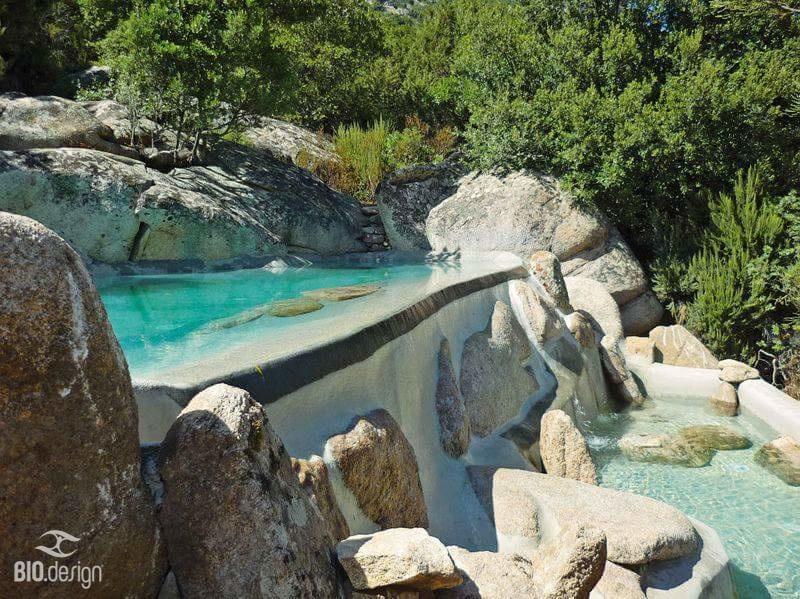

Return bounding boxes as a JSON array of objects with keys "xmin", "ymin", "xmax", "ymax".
[
  {"xmin": 586, "ymin": 398, "xmax": 800, "ymax": 598},
  {"xmin": 97, "ymin": 261, "xmax": 441, "ymax": 378}
]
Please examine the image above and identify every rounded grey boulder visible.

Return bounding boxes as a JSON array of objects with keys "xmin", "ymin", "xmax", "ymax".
[{"xmin": 0, "ymin": 212, "xmax": 166, "ymax": 598}]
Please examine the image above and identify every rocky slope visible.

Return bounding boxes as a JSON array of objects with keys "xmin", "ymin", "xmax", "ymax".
[{"xmin": 0, "ymin": 94, "xmax": 369, "ymax": 263}]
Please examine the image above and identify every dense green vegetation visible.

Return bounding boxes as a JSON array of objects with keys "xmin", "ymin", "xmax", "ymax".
[{"xmin": 0, "ymin": 0, "xmax": 798, "ymax": 390}]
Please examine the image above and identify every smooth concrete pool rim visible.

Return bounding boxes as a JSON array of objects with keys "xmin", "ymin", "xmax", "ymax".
[{"xmin": 133, "ymin": 256, "xmax": 529, "ymax": 407}]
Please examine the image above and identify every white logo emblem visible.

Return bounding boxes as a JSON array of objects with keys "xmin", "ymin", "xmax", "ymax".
[{"xmin": 35, "ymin": 530, "xmax": 80, "ymax": 559}]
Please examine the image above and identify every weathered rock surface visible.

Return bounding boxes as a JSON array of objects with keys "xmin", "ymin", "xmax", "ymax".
[
  {"xmin": 158, "ymin": 384, "xmax": 340, "ymax": 597},
  {"xmin": 435, "ymin": 338, "xmax": 470, "ymax": 457},
  {"xmin": 649, "ymin": 325, "xmax": 718, "ymax": 369},
  {"xmin": 718, "ymin": 359, "xmax": 760, "ymax": 384},
  {"xmin": 540, "ymin": 409, "xmax": 597, "ymax": 484},
  {"xmin": 590, "ymin": 562, "xmax": 644, "ymax": 599},
  {"xmin": 679, "ymin": 425, "xmax": 751, "ymax": 451},
  {"xmin": 528, "ymin": 251, "xmax": 572, "ymax": 312},
  {"xmin": 439, "ymin": 525, "xmax": 606, "ymax": 599},
  {"xmin": 302, "ymin": 283, "xmax": 381, "ymax": 302},
  {"xmin": 620, "ymin": 433, "xmax": 715, "ymax": 468},
  {"xmin": 625, "ymin": 336, "xmax": 655, "ymax": 364},
  {"xmin": 327, "ymin": 408, "xmax": 429, "ymax": 529},
  {"xmin": 469, "ymin": 461, "xmax": 541, "ymax": 540},
  {"xmin": 377, "ymin": 162, "xmax": 654, "ymax": 312},
  {"xmin": 619, "ymin": 290, "xmax": 663, "ymax": 336},
  {"xmin": 438, "ymin": 548, "xmax": 540, "ymax": 598},
  {"xmin": 710, "ymin": 382, "xmax": 739, "ymax": 416},
  {"xmin": 565, "ymin": 276, "xmax": 624, "ymax": 340},
  {"xmin": 599, "ymin": 336, "xmax": 645, "ymax": 406},
  {"xmin": 337, "ymin": 528, "xmax": 461, "ymax": 591},
  {"xmin": 754, "ymin": 436, "xmax": 800, "ymax": 486},
  {"xmin": 243, "ymin": 116, "xmax": 336, "ymax": 165},
  {"xmin": 460, "ymin": 301, "xmax": 539, "ymax": 436},
  {"xmin": 560, "ymin": 232, "xmax": 648, "ymax": 305},
  {"xmin": 568, "ymin": 312, "xmax": 598, "ymax": 349},
  {"xmin": 0, "ymin": 97, "xmax": 367, "ymax": 262},
  {"xmin": 468, "ymin": 467, "xmax": 698, "ymax": 565},
  {"xmin": 292, "ymin": 455, "xmax": 351, "ymax": 542},
  {"xmin": 0, "ymin": 213, "xmax": 166, "ymax": 598},
  {"xmin": 0, "ymin": 93, "xmax": 136, "ymax": 157},
  {"xmin": 510, "ymin": 279, "xmax": 566, "ymax": 345},
  {"xmin": 267, "ymin": 296, "xmax": 324, "ymax": 317}
]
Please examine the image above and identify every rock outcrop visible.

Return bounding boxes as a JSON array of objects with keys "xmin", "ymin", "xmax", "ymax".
[
  {"xmin": 624, "ymin": 336, "xmax": 655, "ymax": 364},
  {"xmin": 649, "ymin": 325, "xmax": 718, "ymax": 369},
  {"xmin": 440, "ymin": 525, "xmax": 606, "ymax": 599},
  {"xmin": 336, "ymin": 528, "xmax": 461, "ymax": 592},
  {"xmin": 0, "ymin": 213, "xmax": 166, "ymax": 598},
  {"xmin": 292, "ymin": 455, "xmax": 351, "ymax": 543},
  {"xmin": 717, "ymin": 359, "xmax": 760, "ymax": 384},
  {"xmin": 510, "ymin": 279, "xmax": 566, "ymax": 345},
  {"xmin": 435, "ymin": 338, "xmax": 471, "ymax": 457},
  {"xmin": 754, "ymin": 436, "xmax": 800, "ymax": 486},
  {"xmin": 327, "ymin": 409, "xmax": 429, "ymax": 529},
  {"xmin": 460, "ymin": 301, "xmax": 539, "ymax": 436},
  {"xmin": 591, "ymin": 562, "xmax": 645, "ymax": 599},
  {"xmin": 539, "ymin": 409, "xmax": 597, "ymax": 484},
  {"xmin": 0, "ymin": 95, "xmax": 367, "ymax": 263},
  {"xmin": 528, "ymin": 251, "xmax": 572, "ymax": 312},
  {"xmin": 243, "ymin": 116, "xmax": 336, "ymax": 165},
  {"xmin": 376, "ymin": 162, "xmax": 660, "ymax": 332},
  {"xmin": 710, "ymin": 382, "xmax": 739, "ymax": 416},
  {"xmin": 157, "ymin": 384, "xmax": 340, "ymax": 597},
  {"xmin": 468, "ymin": 467, "xmax": 698, "ymax": 565},
  {"xmin": 565, "ymin": 277, "xmax": 624, "ymax": 340}
]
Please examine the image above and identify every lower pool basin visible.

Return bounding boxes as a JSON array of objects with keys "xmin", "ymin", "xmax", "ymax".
[{"xmin": 587, "ymin": 396, "xmax": 800, "ymax": 598}]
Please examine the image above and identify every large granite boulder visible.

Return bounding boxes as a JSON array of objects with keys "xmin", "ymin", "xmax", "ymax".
[
  {"xmin": 591, "ymin": 562, "xmax": 645, "ymax": 599},
  {"xmin": 376, "ymin": 162, "xmax": 658, "ymax": 327},
  {"xmin": 435, "ymin": 338, "xmax": 471, "ymax": 457},
  {"xmin": 565, "ymin": 277, "xmax": 624, "ymax": 340},
  {"xmin": 336, "ymin": 528, "xmax": 461, "ymax": 592},
  {"xmin": 327, "ymin": 409, "xmax": 429, "ymax": 529},
  {"xmin": 649, "ymin": 325, "xmax": 718, "ymax": 369},
  {"xmin": 0, "ymin": 213, "xmax": 166, "ymax": 598},
  {"xmin": 539, "ymin": 409, "xmax": 597, "ymax": 484},
  {"xmin": 0, "ymin": 93, "xmax": 136, "ymax": 158},
  {"xmin": 467, "ymin": 467, "xmax": 698, "ymax": 565},
  {"xmin": 528, "ymin": 250, "xmax": 572, "ymax": 312},
  {"xmin": 0, "ymin": 145, "xmax": 365, "ymax": 262},
  {"xmin": 460, "ymin": 301, "xmax": 539, "ymax": 436},
  {"xmin": 754, "ymin": 436, "xmax": 800, "ymax": 486},
  {"xmin": 157, "ymin": 384, "xmax": 340, "ymax": 597},
  {"xmin": 439, "ymin": 525, "xmax": 606, "ymax": 599},
  {"xmin": 717, "ymin": 359, "xmax": 760, "ymax": 384},
  {"xmin": 243, "ymin": 116, "xmax": 336, "ymax": 165},
  {"xmin": 292, "ymin": 455, "xmax": 351, "ymax": 543},
  {"xmin": 510, "ymin": 279, "xmax": 566, "ymax": 345},
  {"xmin": 619, "ymin": 290, "xmax": 663, "ymax": 336}
]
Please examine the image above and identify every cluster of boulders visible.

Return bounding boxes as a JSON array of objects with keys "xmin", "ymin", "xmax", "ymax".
[
  {"xmin": 375, "ymin": 159, "xmax": 664, "ymax": 337},
  {"xmin": 0, "ymin": 93, "xmax": 374, "ymax": 263}
]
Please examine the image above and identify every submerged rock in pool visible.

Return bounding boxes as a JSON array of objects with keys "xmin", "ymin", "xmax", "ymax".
[
  {"xmin": 267, "ymin": 296, "xmax": 324, "ymax": 317},
  {"xmin": 302, "ymin": 283, "xmax": 381, "ymax": 302},
  {"xmin": 618, "ymin": 433, "xmax": 715, "ymax": 468},
  {"xmin": 679, "ymin": 425, "xmax": 752, "ymax": 451},
  {"xmin": 754, "ymin": 437, "xmax": 800, "ymax": 486}
]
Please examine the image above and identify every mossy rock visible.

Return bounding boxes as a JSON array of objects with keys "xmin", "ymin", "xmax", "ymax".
[
  {"xmin": 302, "ymin": 284, "xmax": 381, "ymax": 302},
  {"xmin": 267, "ymin": 297, "xmax": 324, "ymax": 317},
  {"xmin": 754, "ymin": 437, "xmax": 800, "ymax": 486},
  {"xmin": 618, "ymin": 433, "xmax": 715, "ymax": 468},
  {"xmin": 678, "ymin": 425, "xmax": 752, "ymax": 451}
]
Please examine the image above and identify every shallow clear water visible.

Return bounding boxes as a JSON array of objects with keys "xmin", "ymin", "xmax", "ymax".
[
  {"xmin": 586, "ymin": 398, "xmax": 800, "ymax": 598},
  {"xmin": 97, "ymin": 262, "xmax": 441, "ymax": 378}
]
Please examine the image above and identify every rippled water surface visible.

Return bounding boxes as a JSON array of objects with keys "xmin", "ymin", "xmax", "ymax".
[
  {"xmin": 586, "ymin": 398, "xmax": 800, "ymax": 598},
  {"xmin": 97, "ymin": 261, "xmax": 442, "ymax": 377}
]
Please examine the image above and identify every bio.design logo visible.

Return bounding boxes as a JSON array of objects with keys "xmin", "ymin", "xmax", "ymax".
[{"xmin": 13, "ymin": 530, "xmax": 103, "ymax": 589}]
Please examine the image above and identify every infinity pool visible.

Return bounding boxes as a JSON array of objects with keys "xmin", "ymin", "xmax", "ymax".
[
  {"xmin": 96, "ymin": 253, "xmax": 524, "ymax": 380},
  {"xmin": 586, "ymin": 397, "xmax": 800, "ymax": 598}
]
